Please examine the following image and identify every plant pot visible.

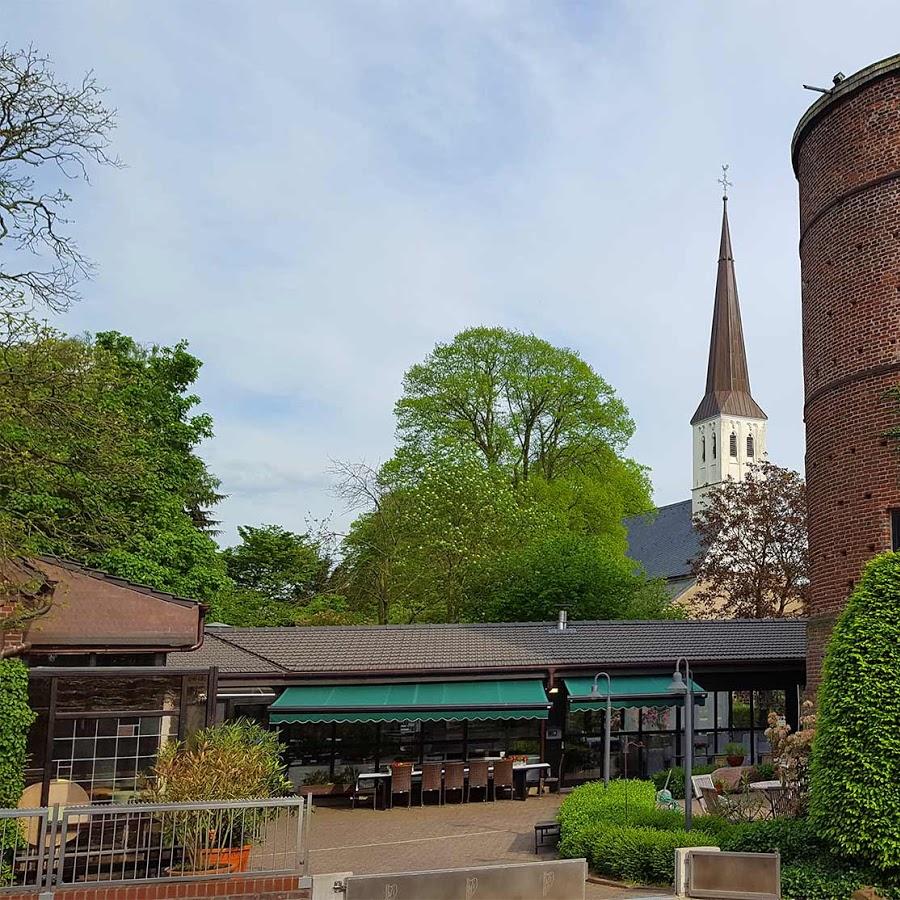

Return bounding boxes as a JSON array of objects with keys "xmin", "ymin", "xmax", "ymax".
[
  {"xmin": 199, "ymin": 845, "xmax": 252, "ymax": 873},
  {"xmin": 165, "ymin": 862, "xmax": 234, "ymax": 878},
  {"xmin": 726, "ymin": 755, "xmax": 745, "ymax": 767},
  {"xmin": 303, "ymin": 782, "xmax": 339, "ymax": 797}
]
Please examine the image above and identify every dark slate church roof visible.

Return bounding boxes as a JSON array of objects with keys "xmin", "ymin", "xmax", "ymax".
[{"xmin": 624, "ymin": 499, "xmax": 701, "ymax": 581}]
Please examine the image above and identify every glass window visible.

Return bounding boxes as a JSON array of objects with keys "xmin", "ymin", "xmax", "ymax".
[
  {"xmin": 333, "ymin": 723, "xmax": 378, "ymax": 783},
  {"xmin": 712, "ymin": 433, "xmax": 717, "ymax": 458},
  {"xmin": 701, "ymin": 435, "xmax": 706, "ymax": 462},
  {"xmin": 746, "ymin": 434, "xmax": 755, "ymax": 458},
  {"xmin": 422, "ymin": 721, "xmax": 465, "ymax": 762},
  {"xmin": 379, "ymin": 721, "xmax": 421, "ymax": 767},
  {"xmin": 730, "ymin": 432, "xmax": 738, "ymax": 457},
  {"xmin": 641, "ymin": 706, "xmax": 675, "ymax": 733},
  {"xmin": 467, "ymin": 720, "xmax": 540, "ymax": 758},
  {"xmin": 715, "ymin": 692, "xmax": 729, "ymax": 729},
  {"xmin": 282, "ymin": 722, "xmax": 335, "ymax": 788}
]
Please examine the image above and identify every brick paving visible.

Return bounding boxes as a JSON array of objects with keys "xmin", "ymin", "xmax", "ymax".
[{"xmin": 307, "ymin": 795, "xmax": 671, "ymax": 898}]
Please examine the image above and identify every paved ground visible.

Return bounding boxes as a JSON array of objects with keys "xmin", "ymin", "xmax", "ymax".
[{"xmin": 307, "ymin": 795, "xmax": 671, "ymax": 898}]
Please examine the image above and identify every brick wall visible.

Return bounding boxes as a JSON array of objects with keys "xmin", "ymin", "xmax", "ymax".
[
  {"xmin": 794, "ymin": 59, "xmax": 900, "ymax": 691},
  {"xmin": 2, "ymin": 874, "xmax": 310, "ymax": 899}
]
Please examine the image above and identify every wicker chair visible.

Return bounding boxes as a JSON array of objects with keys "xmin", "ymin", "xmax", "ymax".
[
  {"xmin": 466, "ymin": 759, "xmax": 490, "ymax": 803},
  {"xmin": 420, "ymin": 762, "xmax": 443, "ymax": 806},
  {"xmin": 389, "ymin": 763, "xmax": 413, "ymax": 809},
  {"xmin": 443, "ymin": 761, "xmax": 465, "ymax": 804},
  {"xmin": 492, "ymin": 759, "xmax": 515, "ymax": 801},
  {"xmin": 350, "ymin": 777, "xmax": 378, "ymax": 810}
]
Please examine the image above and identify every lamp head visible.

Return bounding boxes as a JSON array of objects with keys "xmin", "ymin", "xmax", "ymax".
[{"xmin": 668, "ymin": 670, "xmax": 687, "ymax": 694}]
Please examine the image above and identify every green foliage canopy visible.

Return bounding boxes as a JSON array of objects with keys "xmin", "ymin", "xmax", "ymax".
[
  {"xmin": 809, "ymin": 551, "xmax": 900, "ymax": 871},
  {"xmin": 0, "ymin": 328, "xmax": 228, "ymax": 600}
]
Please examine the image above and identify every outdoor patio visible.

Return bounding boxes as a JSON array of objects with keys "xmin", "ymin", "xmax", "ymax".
[{"xmin": 306, "ymin": 794, "xmax": 671, "ymax": 898}]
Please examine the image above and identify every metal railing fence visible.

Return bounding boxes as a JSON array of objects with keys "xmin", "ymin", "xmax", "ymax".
[{"xmin": 0, "ymin": 795, "xmax": 310, "ymax": 892}]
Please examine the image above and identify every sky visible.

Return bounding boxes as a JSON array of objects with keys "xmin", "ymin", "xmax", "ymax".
[{"xmin": 5, "ymin": 2, "xmax": 899, "ymax": 545}]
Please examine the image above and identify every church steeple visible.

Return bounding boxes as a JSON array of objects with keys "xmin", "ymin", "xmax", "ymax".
[
  {"xmin": 691, "ymin": 197, "xmax": 766, "ymax": 425},
  {"xmin": 691, "ymin": 181, "xmax": 768, "ymax": 514}
]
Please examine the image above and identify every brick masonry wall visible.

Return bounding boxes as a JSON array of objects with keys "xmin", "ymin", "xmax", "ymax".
[
  {"xmin": 2, "ymin": 874, "xmax": 310, "ymax": 900},
  {"xmin": 795, "ymin": 62, "xmax": 900, "ymax": 691}
]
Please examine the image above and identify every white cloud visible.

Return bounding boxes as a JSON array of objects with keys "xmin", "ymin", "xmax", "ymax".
[{"xmin": 6, "ymin": 0, "xmax": 898, "ymax": 543}]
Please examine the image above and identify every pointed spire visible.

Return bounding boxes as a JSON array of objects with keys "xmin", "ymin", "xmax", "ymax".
[{"xmin": 691, "ymin": 196, "xmax": 767, "ymax": 425}]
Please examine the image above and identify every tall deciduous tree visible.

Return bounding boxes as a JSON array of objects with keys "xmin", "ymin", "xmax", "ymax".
[
  {"xmin": 395, "ymin": 326, "xmax": 648, "ymax": 501},
  {"xmin": 223, "ymin": 524, "xmax": 331, "ymax": 602},
  {"xmin": 0, "ymin": 329, "xmax": 229, "ymax": 606},
  {"xmin": 690, "ymin": 461, "xmax": 808, "ymax": 618}
]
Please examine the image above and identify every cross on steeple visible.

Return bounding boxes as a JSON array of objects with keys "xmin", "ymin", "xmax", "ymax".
[{"xmin": 718, "ymin": 164, "xmax": 732, "ymax": 200}]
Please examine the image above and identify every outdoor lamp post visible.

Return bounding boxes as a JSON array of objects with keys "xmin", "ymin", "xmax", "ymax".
[
  {"xmin": 590, "ymin": 672, "xmax": 612, "ymax": 788},
  {"xmin": 668, "ymin": 657, "xmax": 693, "ymax": 830}
]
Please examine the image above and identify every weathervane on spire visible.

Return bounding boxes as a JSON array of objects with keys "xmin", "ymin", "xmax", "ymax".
[{"xmin": 718, "ymin": 164, "xmax": 732, "ymax": 201}]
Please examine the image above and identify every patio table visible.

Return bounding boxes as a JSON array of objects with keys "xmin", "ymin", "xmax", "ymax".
[
  {"xmin": 355, "ymin": 762, "xmax": 551, "ymax": 807},
  {"xmin": 749, "ymin": 780, "xmax": 784, "ymax": 818}
]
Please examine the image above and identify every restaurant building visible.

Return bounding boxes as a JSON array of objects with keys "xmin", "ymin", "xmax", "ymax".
[
  {"xmin": 6, "ymin": 557, "xmax": 215, "ymax": 805},
  {"xmin": 168, "ymin": 615, "xmax": 806, "ymax": 787}
]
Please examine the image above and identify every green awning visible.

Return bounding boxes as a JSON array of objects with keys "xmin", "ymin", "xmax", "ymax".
[
  {"xmin": 269, "ymin": 679, "xmax": 551, "ymax": 724},
  {"xmin": 564, "ymin": 675, "xmax": 706, "ymax": 711}
]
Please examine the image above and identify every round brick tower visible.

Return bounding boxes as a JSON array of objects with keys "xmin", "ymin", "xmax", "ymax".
[{"xmin": 792, "ymin": 55, "xmax": 900, "ymax": 691}]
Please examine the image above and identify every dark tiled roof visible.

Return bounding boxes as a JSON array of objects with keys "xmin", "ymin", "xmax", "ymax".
[
  {"xmin": 168, "ymin": 618, "xmax": 806, "ymax": 675},
  {"xmin": 624, "ymin": 499, "xmax": 701, "ymax": 581}
]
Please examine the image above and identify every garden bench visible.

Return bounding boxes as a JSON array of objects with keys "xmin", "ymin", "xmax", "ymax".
[{"xmin": 534, "ymin": 820, "xmax": 560, "ymax": 852}]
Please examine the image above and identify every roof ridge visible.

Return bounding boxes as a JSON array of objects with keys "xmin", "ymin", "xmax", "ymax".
[
  {"xmin": 211, "ymin": 617, "xmax": 807, "ymax": 636},
  {"xmin": 208, "ymin": 629, "xmax": 292, "ymax": 671}
]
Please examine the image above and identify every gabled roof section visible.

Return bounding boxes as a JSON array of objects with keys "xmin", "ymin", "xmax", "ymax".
[
  {"xmin": 19, "ymin": 556, "xmax": 203, "ymax": 652},
  {"xmin": 691, "ymin": 199, "xmax": 767, "ymax": 425},
  {"xmin": 624, "ymin": 499, "xmax": 701, "ymax": 581},
  {"xmin": 168, "ymin": 618, "xmax": 807, "ymax": 675}
]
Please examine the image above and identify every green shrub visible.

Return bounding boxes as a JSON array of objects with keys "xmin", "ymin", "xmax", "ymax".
[
  {"xmin": 651, "ymin": 763, "xmax": 717, "ymax": 800},
  {"xmin": 781, "ymin": 860, "xmax": 900, "ymax": 900},
  {"xmin": 720, "ymin": 817, "xmax": 819, "ymax": 864},
  {"xmin": 557, "ymin": 780, "xmax": 657, "ymax": 859},
  {"xmin": 809, "ymin": 552, "xmax": 900, "ymax": 870},
  {"xmin": 692, "ymin": 814, "xmax": 735, "ymax": 838},
  {"xmin": 753, "ymin": 762, "xmax": 776, "ymax": 782},
  {"xmin": 625, "ymin": 807, "xmax": 685, "ymax": 831},
  {"xmin": 591, "ymin": 826, "xmax": 719, "ymax": 885}
]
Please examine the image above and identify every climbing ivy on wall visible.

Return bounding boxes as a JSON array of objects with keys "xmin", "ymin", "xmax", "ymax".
[
  {"xmin": 0, "ymin": 658, "xmax": 34, "ymax": 807},
  {"xmin": 809, "ymin": 552, "xmax": 900, "ymax": 870}
]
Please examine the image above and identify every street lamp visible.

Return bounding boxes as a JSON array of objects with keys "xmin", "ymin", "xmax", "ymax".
[
  {"xmin": 590, "ymin": 672, "xmax": 612, "ymax": 788},
  {"xmin": 668, "ymin": 657, "xmax": 693, "ymax": 830}
]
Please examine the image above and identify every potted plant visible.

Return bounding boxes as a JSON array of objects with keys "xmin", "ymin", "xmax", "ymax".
[
  {"xmin": 143, "ymin": 718, "xmax": 292, "ymax": 875},
  {"xmin": 723, "ymin": 742, "xmax": 746, "ymax": 767}
]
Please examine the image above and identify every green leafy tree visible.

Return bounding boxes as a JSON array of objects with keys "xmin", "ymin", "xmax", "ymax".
[
  {"xmin": 211, "ymin": 524, "xmax": 351, "ymax": 627},
  {"xmin": 395, "ymin": 326, "xmax": 648, "ymax": 501},
  {"xmin": 468, "ymin": 532, "xmax": 676, "ymax": 623},
  {"xmin": 809, "ymin": 552, "xmax": 900, "ymax": 870},
  {"xmin": 0, "ymin": 329, "xmax": 228, "ymax": 602},
  {"xmin": 223, "ymin": 525, "xmax": 330, "ymax": 602}
]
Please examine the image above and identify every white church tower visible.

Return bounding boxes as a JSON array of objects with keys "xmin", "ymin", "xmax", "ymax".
[{"xmin": 691, "ymin": 193, "xmax": 767, "ymax": 515}]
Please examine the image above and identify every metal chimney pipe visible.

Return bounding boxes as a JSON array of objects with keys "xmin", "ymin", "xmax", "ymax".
[{"xmin": 557, "ymin": 609, "xmax": 568, "ymax": 631}]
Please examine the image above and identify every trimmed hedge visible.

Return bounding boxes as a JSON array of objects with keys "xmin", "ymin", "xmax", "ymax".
[
  {"xmin": 720, "ymin": 817, "xmax": 819, "ymax": 862},
  {"xmin": 591, "ymin": 825, "xmax": 718, "ymax": 885},
  {"xmin": 809, "ymin": 552, "xmax": 900, "ymax": 870},
  {"xmin": 558, "ymin": 780, "xmax": 720, "ymax": 885},
  {"xmin": 722, "ymin": 816, "xmax": 900, "ymax": 899}
]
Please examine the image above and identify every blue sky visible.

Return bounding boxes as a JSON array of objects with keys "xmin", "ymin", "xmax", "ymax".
[{"xmin": 5, "ymin": 2, "xmax": 899, "ymax": 544}]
